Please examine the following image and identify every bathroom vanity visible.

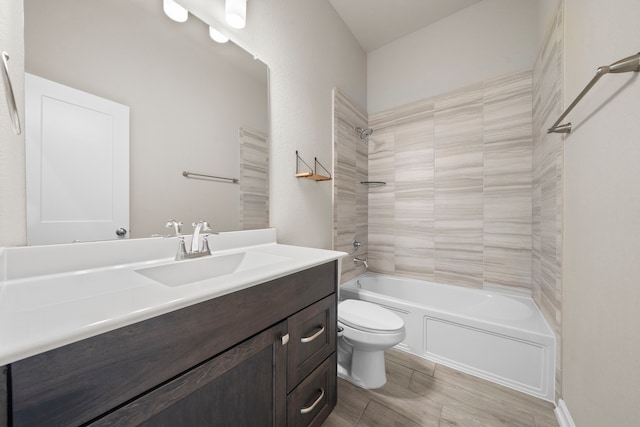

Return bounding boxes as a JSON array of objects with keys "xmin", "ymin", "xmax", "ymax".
[{"xmin": 0, "ymin": 229, "xmax": 343, "ymax": 426}]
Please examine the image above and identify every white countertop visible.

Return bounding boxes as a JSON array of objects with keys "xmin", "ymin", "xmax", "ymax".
[{"xmin": 0, "ymin": 229, "xmax": 346, "ymax": 365}]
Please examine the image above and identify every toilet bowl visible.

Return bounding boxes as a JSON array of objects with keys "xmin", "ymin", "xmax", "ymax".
[{"xmin": 337, "ymin": 299, "xmax": 406, "ymax": 389}]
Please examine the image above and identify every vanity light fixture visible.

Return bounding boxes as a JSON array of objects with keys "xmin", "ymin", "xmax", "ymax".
[
  {"xmin": 225, "ymin": 0, "xmax": 247, "ymax": 29},
  {"xmin": 163, "ymin": 0, "xmax": 189, "ymax": 23},
  {"xmin": 209, "ymin": 26, "xmax": 230, "ymax": 43}
]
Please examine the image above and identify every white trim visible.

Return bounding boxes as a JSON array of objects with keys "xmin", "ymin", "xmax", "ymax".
[{"xmin": 555, "ymin": 399, "xmax": 576, "ymax": 427}]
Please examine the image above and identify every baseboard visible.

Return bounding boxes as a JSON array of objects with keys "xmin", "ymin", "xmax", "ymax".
[{"xmin": 555, "ymin": 399, "xmax": 576, "ymax": 427}]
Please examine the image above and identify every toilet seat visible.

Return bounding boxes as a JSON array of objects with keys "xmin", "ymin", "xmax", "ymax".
[{"xmin": 338, "ymin": 299, "xmax": 404, "ymax": 333}]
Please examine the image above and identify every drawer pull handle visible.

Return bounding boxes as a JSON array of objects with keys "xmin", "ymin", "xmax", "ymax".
[
  {"xmin": 300, "ymin": 388, "xmax": 325, "ymax": 414},
  {"xmin": 281, "ymin": 333, "xmax": 290, "ymax": 345},
  {"xmin": 300, "ymin": 325, "xmax": 325, "ymax": 343}
]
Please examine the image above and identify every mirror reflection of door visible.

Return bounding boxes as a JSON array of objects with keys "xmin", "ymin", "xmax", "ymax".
[{"xmin": 25, "ymin": 73, "xmax": 130, "ymax": 245}]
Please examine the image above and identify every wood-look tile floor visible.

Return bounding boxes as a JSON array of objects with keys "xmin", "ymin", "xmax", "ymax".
[{"xmin": 322, "ymin": 350, "xmax": 558, "ymax": 427}]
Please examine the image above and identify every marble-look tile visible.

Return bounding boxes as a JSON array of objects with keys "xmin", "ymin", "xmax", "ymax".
[
  {"xmin": 367, "ymin": 209, "xmax": 395, "ymax": 274},
  {"xmin": 239, "ymin": 127, "xmax": 269, "ymax": 230},
  {"xmin": 356, "ymin": 125, "xmax": 369, "ymax": 256},
  {"xmin": 433, "ymin": 86, "xmax": 484, "ymax": 288},
  {"xmin": 367, "ymin": 119, "xmax": 396, "ymax": 275},
  {"xmin": 483, "ymin": 71, "xmax": 533, "ymax": 289},
  {"xmin": 367, "ymin": 73, "xmax": 538, "ymax": 290},
  {"xmin": 333, "ymin": 89, "xmax": 369, "ymax": 283},
  {"xmin": 367, "ymin": 129, "xmax": 396, "ymax": 187},
  {"xmin": 484, "ymin": 71, "xmax": 533, "ymax": 143},
  {"xmin": 368, "ymin": 109, "xmax": 395, "ymax": 131},
  {"xmin": 394, "ymin": 106, "xmax": 435, "ymax": 279}
]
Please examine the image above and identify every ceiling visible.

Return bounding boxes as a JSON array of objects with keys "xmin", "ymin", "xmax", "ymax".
[{"xmin": 328, "ymin": 0, "xmax": 482, "ymax": 52}]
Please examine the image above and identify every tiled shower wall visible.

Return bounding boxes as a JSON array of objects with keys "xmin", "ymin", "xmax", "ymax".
[
  {"xmin": 333, "ymin": 89, "xmax": 369, "ymax": 284},
  {"xmin": 239, "ymin": 127, "xmax": 269, "ymax": 230},
  {"xmin": 532, "ymin": 4, "xmax": 564, "ymax": 400},
  {"xmin": 367, "ymin": 70, "xmax": 534, "ymax": 292}
]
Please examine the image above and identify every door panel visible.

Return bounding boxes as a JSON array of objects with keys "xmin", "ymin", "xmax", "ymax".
[{"xmin": 25, "ymin": 73, "xmax": 129, "ymax": 245}]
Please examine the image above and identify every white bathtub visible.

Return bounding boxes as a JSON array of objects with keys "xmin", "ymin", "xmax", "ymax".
[{"xmin": 340, "ymin": 273, "xmax": 555, "ymax": 402}]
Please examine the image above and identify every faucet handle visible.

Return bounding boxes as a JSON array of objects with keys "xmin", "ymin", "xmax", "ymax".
[
  {"xmin": 165, "ymin": 219, "xmax": 183, "ymax": 236},
  {"xmin": 191, "ymin": 220, "xmax": 212, "ymax": 232},
  {"xmin": 175, "ymin": 236, "xmax": 188, "ymax": 260},
  {"xmin": 201, "ymin": 235, "xmax": 212, "ymax": 255}
]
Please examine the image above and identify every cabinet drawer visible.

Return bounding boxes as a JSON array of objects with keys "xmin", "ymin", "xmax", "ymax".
[
  {"xmin": 287, "ymin": 353, "xmax": 336, "ymax": 427},
  {"xmin": 288, "ymin": 294, "xmax": 336, "ymax": 391}
]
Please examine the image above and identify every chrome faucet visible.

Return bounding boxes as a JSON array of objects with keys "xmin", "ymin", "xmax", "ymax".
[
  {"xmin": 175, "ymin": 220, "xmax": 213, "ymax": 260},
  {"xmin": 190, "ymin": 220, "xmax": 211, "ymax": 253},
  {"xmin": 165, "ymin": 219, "xmax": 183, "ymax": 236},
  {"xmin": 354, "ymin": 257, "xmax": 368, "ymax": 269}
]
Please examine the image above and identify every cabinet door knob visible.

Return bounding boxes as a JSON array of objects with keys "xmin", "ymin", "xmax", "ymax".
[
  {"xmin": 280, "ymin": 333, "xmax": 289, "ymax": 345},
  {"xmin": 300, "ymin": 325, "xmax": 325, "ymax": 343},
  {"xmin": 300, "ymin": 388, "xmax": 325, "ymax": 414}
]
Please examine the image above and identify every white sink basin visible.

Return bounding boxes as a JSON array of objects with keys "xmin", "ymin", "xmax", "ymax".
[{"xmin": 135, "ymin": 251, "xmax": 290, "ymax": 287}]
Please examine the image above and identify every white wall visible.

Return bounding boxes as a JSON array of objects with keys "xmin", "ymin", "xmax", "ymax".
[
  {"xmin": 181, "ymin": 0, "xmax": 367, "ymax": 249},
  {"xmin": 0, "ymin": 0, "xmax": 26, "ymax": 247},
  {"xmin": 563, "ymin": 0, "xmax": 640, "ymax": 424},
  {"xmin": 367, "ymin": 0, "xmax": 538, "ymax": 113}
]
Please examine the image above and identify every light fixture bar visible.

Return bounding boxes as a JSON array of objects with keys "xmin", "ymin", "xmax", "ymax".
[
  {"xmin": 225, "ymin": 0, "xmax": 246, "ymax": 29},
  {"xmin": 209, "ymin": 26, "xmax": 230, "ymax": 44},
  {"xmin": 163, "ymin": 0, "xmax": 188, "ymax": 23}
]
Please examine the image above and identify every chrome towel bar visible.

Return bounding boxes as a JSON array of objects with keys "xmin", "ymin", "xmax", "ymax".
[
  {"xmin": 182, "ymin": 171, "xmax": 239, "ymax": 184},
  {"xmin": 1, "ymin": 51, "xmax": 21, "ymax": 135},
  {"xmin": 548, "ymin": 52, "xmax": 640, "ymax": 134}
]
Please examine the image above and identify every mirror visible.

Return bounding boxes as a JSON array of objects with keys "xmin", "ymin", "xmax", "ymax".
[{"xmin": 24, "ymin": 0, "xmax": 269, "ymax": 243}]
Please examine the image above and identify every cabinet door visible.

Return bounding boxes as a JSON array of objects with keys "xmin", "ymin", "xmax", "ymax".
[
  {"xmin": 288, "ymin": 295, "xmax": 336, "ymax": 391},
  {"xmin": 0, "ymin": 366, "xmax": 6, "ymax": 427},
  {"xmin": 90, "ymin": 322, "xmax": 288, "ymax": 427}
]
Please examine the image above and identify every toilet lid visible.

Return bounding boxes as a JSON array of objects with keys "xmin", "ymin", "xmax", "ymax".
[{"xmin": 338, "ymin": 299, "xmax": 404, "ymax": 332}]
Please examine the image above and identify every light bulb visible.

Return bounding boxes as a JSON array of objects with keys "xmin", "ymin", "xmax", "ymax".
[
  {"xmin": 209, "ymin": 26, "xmax": 230, "ymax": 43},
  {"xmin": 163, "ymin": 0, "xmax": 188, "ymax": 23},
  {"xmin": 225, "ymin": 0, "xmax": 246, "ymax": 29}
]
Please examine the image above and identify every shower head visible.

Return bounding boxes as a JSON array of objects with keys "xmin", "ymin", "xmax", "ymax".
[{"xmin": 355, "ymin": 126, "xmax": 374, "ymax": 140}]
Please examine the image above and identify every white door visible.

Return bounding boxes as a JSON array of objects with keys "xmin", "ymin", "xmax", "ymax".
[{"xmin": 25, "ymin": 73, "xmax": 129, "ymax": 245}]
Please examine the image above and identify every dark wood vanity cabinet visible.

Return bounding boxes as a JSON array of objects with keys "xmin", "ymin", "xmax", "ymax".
[
  {"xmin": 5, "ymin": 261, "xmax": 338, "ymax": 427},
  {"xmin": 1, "ymin": 366, "xmax": 7, "ymax": 427}
]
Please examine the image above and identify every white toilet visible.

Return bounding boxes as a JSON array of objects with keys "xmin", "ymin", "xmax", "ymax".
[{"xmin": 337, "ymin": 299, "xmax": 406, "ymax": 389}]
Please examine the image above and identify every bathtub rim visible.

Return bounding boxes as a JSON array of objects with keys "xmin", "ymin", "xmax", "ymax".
[{"xmin": 340, "ymin": 272, "xmax": 556, "ymax": 341}]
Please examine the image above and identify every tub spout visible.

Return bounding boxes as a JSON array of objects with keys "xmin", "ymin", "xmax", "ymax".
[{"xmin": 354, "ymin": 257, "xmax": 368, "ymax": 269}]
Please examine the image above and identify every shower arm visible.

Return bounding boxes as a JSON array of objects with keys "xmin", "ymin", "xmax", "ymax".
[{"xmin": 548, "ymin": 52, "xmax": 640, "ymax": 134}]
